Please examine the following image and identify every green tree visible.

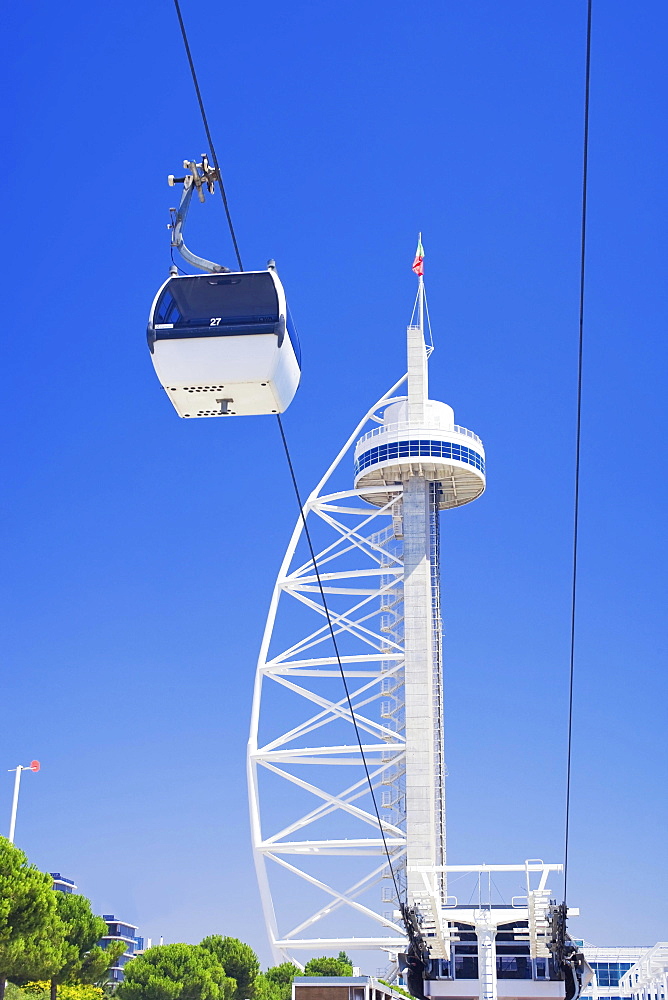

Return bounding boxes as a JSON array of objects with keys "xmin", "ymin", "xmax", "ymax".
[
  {"xmin": 5, "ymin": 914, "xmax": 66, "ymax": 987},
  {"xmin": 200, "ymin": 939, "xmax": 259, "ymax": 1000},
  {"xmin": 117, "ymin": 944, "xmax": 234, "ymax": 1000},
  {"xmin": 12, "ymin": 896, "xmax": 122, "ymax": 998},
  {"xmin": 47, "ymin": 894, "xmax": 110, "ymax": 1000},
  {"xmin": 0, "ymin": 839, "xmax": 66, "ymax": 1000},
  {"xmin": 79, "ymin": 940, "xmax": 126, "ymax": 989},
  {"xmin": 259, "ymin": 964, "xmax": 301, "ymax": 1000},
  {"xmin": 302, "ymin": 957, "xmax": 353, "ymax": 978},
  {"xmin": 5, "ymin": 985, "xmax": 29, "ymax": 1000},
  {"xmin": 262, "ymin": 966, "xmax": 300, "ymax": 988},
  {"xmin": 251, "ymin": 977, "xmax": 280, "ymax": 1000}
]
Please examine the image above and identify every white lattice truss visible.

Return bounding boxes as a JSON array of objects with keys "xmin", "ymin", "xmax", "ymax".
[
  {"xmin": 618, "ymin": 943, "xmax": 668, "ymax": 1000},
  {"xmin": 248, "ymin": 377, "xmax": 412, "ymax": 963}
]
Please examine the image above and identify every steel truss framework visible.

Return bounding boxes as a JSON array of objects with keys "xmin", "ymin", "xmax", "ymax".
[
  {"xmin": 248, "ymin": 378, "xmax": 415, "ymax": 964},
  {"xmin": 618, "ymin": 944, "xmax": 668, "ymax": 1000}
]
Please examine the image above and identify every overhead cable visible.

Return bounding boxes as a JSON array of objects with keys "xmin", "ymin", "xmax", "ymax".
[
  {"xmin": 172, "ymin": 0, "xmax": 244, "ymax": 271},
  {"xmin": 564, "ymin": 0, "xmax": 593, "ymax": 906}
]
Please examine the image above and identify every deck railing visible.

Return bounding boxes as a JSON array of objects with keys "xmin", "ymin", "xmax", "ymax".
[{"xmin": 357, "ymin": 422, "xmax": 482, "ymax": 448}]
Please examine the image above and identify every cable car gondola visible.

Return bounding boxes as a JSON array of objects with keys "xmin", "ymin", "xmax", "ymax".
[
  {"xmin": 148, "ymin": 157, "xmax": 301, "ymax": 417},
  {"xmin": 148, "ymin": 267, "xmax": 300, "ymax": 417}
]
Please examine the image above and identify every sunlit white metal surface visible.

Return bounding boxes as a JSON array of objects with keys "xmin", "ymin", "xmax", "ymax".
[
  {"xmin": 247, "ymin": 384, "xmax": 410, "ymax": 963},
  {"xmin": 148, "ymin": 268, "xmax": 300, "ymax": 417},
  {"xmin": 248, "ymin": 274, "xmax": 486, "ymax": 965},
  {"xmin": 617, "ymin": 943, "xmax": 668, "ymax": 1000},
  {"xmin": 246, "ymin": 266, "xmax": 593, "ymax": 1000}
]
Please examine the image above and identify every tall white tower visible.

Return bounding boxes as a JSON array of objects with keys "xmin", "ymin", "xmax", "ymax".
[
  {"xmin": 247, "ymin": 268, "xmax": 573, "ymax": 1000},
  {"xmin": 247, "ymin": 270, "xmax": 486, "ymax": 966},
  {"xmin": 353, "ymin": 275, "xmax": 485, "ymax": 929}
]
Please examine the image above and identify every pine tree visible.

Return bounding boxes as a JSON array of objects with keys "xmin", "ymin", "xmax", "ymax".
[
  {"xmin": 303, "ymin": 957, "xmax": 353, "ymax": 977},
  {"xmin": 0, "ymin": 839, "xmax": 66, "ymax": 1000},
  {"xmin": 200, "ymin": 938, "xmax": 259, "ymax": 1000},
  {"xmin": 260, "ymin": 963, "xmax": 302, "ymax": 1000},
  {"xmin": 117, "ymin": 944, "xmax": 235, "ymax": 1000},
  {"xmin": 48, "ymin": 894, "xmax": 120, "ymax": 1000}
]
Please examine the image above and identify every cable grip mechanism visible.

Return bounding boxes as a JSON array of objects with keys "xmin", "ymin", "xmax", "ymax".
[{"xmin": 166, "ymin": 155, "xmax": 230, "ymax": 274}]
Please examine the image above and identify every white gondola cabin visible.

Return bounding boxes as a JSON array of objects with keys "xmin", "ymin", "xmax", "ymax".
[{"xmin": 147, "ymin": 268, "xmax": 301, "ymax": 417}]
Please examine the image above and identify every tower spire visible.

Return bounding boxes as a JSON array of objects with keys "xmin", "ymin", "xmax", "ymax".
[{"xmin": 408, "ymin": 234, "xmax": 428, "ymax": 427}]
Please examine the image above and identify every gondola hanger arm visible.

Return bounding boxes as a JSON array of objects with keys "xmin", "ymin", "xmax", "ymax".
[{"xmin": 167, "ymin": 155, "xmax": 231, "ymax": 273}]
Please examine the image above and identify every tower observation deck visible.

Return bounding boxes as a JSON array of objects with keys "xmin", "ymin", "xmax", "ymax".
[{"xmin": 248, "ymin": 266, "xmax": 579, "ymax": 1000}]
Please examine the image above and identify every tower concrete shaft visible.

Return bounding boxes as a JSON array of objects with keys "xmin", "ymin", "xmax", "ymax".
[
  {"xmin": 403, "ymin": 474, "xmax": 445, "ymax": 901},
  {"xmin": 403, "ymin": 293, "xmax": 446, "ymax": 903}
]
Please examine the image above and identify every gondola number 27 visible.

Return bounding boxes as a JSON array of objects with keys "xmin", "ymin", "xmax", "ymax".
[{"xmin": 210, "ymin": 317, "xmax": 221, "ymax": 326}]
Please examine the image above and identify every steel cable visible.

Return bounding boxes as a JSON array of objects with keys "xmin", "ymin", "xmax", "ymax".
[
  {"xmin": 564, "ymin": 0, "xmax": 593, "ymax": 906},
  {"xmin": 173, "ymin": 0, "xmax": 244, "ymax": 271}
]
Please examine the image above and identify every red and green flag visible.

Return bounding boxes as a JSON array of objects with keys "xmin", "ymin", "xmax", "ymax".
[{"xmin": 412, "ymin": 235, "xmax": 424, "ymax": 276}]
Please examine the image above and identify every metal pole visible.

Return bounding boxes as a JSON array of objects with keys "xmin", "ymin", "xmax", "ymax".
[{"xmin": 8, "ymin": 767, "xmax": 23, "ymax": 844}]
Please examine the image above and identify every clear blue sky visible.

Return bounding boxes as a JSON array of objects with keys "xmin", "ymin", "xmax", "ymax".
[{"xmin": 3, "ymin": 0, "xmax": 666, "ymax": 966}]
